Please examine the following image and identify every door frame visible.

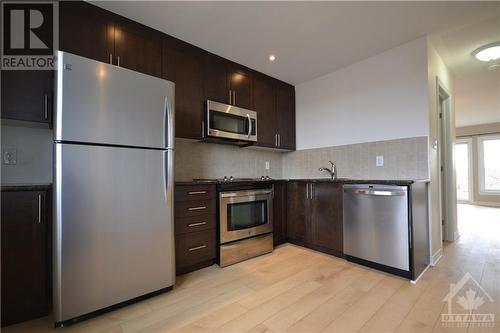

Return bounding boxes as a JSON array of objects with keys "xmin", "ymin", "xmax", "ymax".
[
  {"xmin": 455, "ymin": 137, "xmax": 473, "ymax": 203},
  {"xmin": 436, "ymin": 78, "xmax": 457, "ymax": 242}
]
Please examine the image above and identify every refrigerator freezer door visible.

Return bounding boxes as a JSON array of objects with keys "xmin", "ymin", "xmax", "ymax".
[
  {"xmin": 55, "ymin": 51, "xmax": 175, "ymax": 149},
  {"xmin": 53, "ymin": 143, "xmax": 175, "ymax": 322}
]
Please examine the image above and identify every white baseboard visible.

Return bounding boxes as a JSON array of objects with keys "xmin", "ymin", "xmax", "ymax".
[{"xmin": 430, "ymin": 248, "xmax": 443, "ymax": 266}]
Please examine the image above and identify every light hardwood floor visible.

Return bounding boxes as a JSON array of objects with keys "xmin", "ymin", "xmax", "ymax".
[{"xmin": 3, "ymin": 204, "xmax": 499, "ymax": 333}]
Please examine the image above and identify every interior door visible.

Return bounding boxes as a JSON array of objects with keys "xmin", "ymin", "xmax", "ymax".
[
  {"xmin": 286, "ymin": 182, "xmax": 311, "ymax": 243},
  {"xmin": 54, "ymin": 143, "xmax": 174, "ymax": 322}
]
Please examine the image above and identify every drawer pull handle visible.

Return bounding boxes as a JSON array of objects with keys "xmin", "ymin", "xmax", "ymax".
[
  {"xmin": 188, "ymin": 222, "xmax": 207, "ymax": 227},
  {"xmin": 188, "ymin": 245, "xmax": 207, "ymax": 252},
  {"xmin": 188, "ymin": 191, "xmax": 207, "ymax": 195},
  {"xmin": 188, "ymin": 206, "xmax": 206, "ymax": 211}
]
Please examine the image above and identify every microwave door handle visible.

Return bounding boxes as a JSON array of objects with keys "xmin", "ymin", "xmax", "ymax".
[{"xmin": 247, "ymin": 114, "xmax": 252, "ymax": 138}]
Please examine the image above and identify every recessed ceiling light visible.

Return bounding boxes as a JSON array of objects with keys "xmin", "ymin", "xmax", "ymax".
[
  {"xmin": 473, "ymin": 42, "xmax": 500, "ymax": 62},
  {"xmin": 269, "ymin": 55, "xmax": 276, "ymax": 62}
]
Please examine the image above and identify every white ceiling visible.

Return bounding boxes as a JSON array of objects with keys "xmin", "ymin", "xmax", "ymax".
[
  {"xmin": 92, "ymin": 1, "xmax": 498, "ymax": 85},
  {"xmin": 431, "ymin": 4, "xmax": 500, "ymax": 127},
  {"xmin": 93, "ymin": 1, "xmax": 500, "ymax": 128}
]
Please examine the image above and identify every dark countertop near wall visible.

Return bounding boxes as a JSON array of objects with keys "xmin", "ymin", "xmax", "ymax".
[
  {"xmin": 1, "ymin": 184, "xmax": 52, "ymax": 191},
  {"xmin": 175, "ymin": 178, "xmax": 430, "ymax": 186}
]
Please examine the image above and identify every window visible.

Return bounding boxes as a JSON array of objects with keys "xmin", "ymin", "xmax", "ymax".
[
  {"xmin": 478, "ymin": 134, "xmax": 500, "ymax": 194},
  {"xmin": 455, "ymin": 140, "xmax": 471, "ymax": 201}
]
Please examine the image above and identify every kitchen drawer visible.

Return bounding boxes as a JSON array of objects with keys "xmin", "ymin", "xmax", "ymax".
[
  {"xmin": 176, "ymin": 229, "xmax": 216, "ymax": 270},
  {"xmin": 175, "ymin": 214, "xmax": 216, "ymax": 235},
  {"xmin": 175, "ymin": 199, "xmax": 216, "ymax": 218},
  {"xmin": 175, "ymin": 185, "xmax": 215, "ymax": 202}
]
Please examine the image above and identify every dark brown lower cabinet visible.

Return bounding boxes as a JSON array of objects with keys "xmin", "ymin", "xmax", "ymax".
[
  {"xmin": 272, "ymin": 182, "xmax": 287, "ymax": 246},
  {"xmin": 286, "ymin": 182, "xmax": 311, "ymax": 243},
  {"xmin": 286, "ymin": 181, "xmax": 342, "ymax": 256},
  {"xmin": 174, "ymin": 184, "xmax": 217, "ymax": 275},
  {"xmin": 1, "ymin": 188, "xmax": 51, "ymax": 327}
]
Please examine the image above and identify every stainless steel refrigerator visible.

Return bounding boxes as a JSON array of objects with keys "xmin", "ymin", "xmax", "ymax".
[{"xmin": 53, "ymin": 51, "xmax": 175, "ymax": 325}]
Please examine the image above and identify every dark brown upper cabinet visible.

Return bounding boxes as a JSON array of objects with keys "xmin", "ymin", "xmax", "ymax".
[
  {"xmin": 203, "ymin": 54, "xmax": 230, "ymax": 105},
  {"xmin": 113, "ymin": 20, "xmax": 162, "ymax": 77},
  {"xmin": 229, "ymin": 67, "xmax": 252, "ymax": 109},
  {"xmin": 1, "ymin": 71, "xmax": 53, "ymax": 124},
  {"xmin": 276, "ymin": 83, "xmax": 296, "ymax": 150},
  {"xmin": 59, "ymin": 1, "xmax": 161, "ymax": 77},
  {"xmin": 286, "ymin": 181, "xmax": 342, "ymax": 256},
  {"xmin": 163, "ymin": 37, "xmax": 204, "ymax": 140},
  {"xmin": 59, "ymin": 1, "xmax": 113, "ymax": 64},
  {"xmin": 252, "ymin": 74, "xmax": 276, "ymax": 147},
  {"xmin": 203, "ymin": 55, "xmax": 252, "ymax": 109},
  {"xmin": 1, "ymin": 190, "xmax": 50, "ymax": 327}
]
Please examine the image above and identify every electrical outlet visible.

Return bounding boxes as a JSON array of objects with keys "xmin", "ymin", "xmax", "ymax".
[
  {"xmin": 3, "ymin": 148, "xmax": 17, "ymax": 165},
  {"xmin": 376, "ymin": 155, "xmax": 384, "ymax": 167},
  {"xmin": 265, "ymin": 161, "xmax": 270, "ymax": 170}
]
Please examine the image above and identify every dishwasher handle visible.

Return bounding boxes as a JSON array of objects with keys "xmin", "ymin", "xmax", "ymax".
[{"xmin": 349, "ymin": 189, "xmax": 406, "ymax": 196}]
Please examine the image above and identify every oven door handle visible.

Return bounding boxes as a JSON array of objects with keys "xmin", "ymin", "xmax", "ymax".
[
  {"xmin": 221, "ymin": 189, "xmax": 272, "ymax": 198},
  {"xmin": 246, "ymin": 114, "xmax": 252, "ymax": 138}
]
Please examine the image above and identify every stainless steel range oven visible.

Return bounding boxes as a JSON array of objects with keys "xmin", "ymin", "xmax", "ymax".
[{"xmin": 218, "ymin": 182, "xmax": 273, "ymax": 267}]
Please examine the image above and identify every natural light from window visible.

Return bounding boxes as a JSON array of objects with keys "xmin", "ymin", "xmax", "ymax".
[
  {"xmin": 455, "ymin": 143, "xmax": 470, "ymax": 201},
  {"xmin": 480, "ymin": 136, "xmax": 500, "ymax": 193}
]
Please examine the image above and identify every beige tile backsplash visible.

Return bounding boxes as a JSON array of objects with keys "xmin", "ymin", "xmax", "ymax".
[
  {"xmin": 175, "ymin": 136, "xmax": 429, "ymax": 181},
  {"xmin": 175, "ymin": 139, "xmax": 283, "ymax": 181}
]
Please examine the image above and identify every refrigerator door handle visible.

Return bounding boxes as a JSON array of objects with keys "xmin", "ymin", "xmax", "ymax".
[{"xmin": 164, "ymin": 95, "xmax": 175, "ymax": 149}]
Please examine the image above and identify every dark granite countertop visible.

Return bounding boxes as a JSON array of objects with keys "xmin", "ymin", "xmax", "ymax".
[
  {"xmin": 175, "ymin": 178, "xmax": 429, "ymax": 186},
  {"xmin": 1, "ymin": 183, "xmax": 53, "ymax": 191}
]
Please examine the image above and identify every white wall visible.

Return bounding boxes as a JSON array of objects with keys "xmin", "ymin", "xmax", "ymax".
[
  {"xmin": 1, "ymin": 125, "xmax": 53, "ymax": 185},
  {"xmin": 427, "ymin": 40, "xmax": 455, "ymax": 260},
  {"xmin": 295, "ymin": 37, "xmax": 429, "ymax": 150}
]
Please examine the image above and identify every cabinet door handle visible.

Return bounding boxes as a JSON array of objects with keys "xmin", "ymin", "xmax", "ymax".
[
  {"xmin": 188, "ymin": 245, "xmax": 207, "ymax": 251},
  {"xmin": 278, "ymin": 134, "xmax": 281, "ymax": 147},
  {"xmin": 44, "ymin": 95, "xmax": 48, "ymax": 119},
  {"xmin": 38, "ymin": 194, "xmax": 42, "ymax": 223},
  {"xmin": 188, "ymin": 206, "xmax": 206, "ymax": 211},
  {"xmin": 306, "ymin": 184, "xmax": 309, "ymax": 199},
  {"xmin": 117, "ymin": 55, "xmax": 120, "ymax": 67},
  {"xmin": 188, "ymin": 191, "xmax": 207, "ymax": 195},
  {"xmin": 109, "ymin": 53, "xmax": 113, "ymax": 64},
  {"xmin": 229, "ymin": 90, "xmax": 232, "ymax": 104},
  {"xmin": 201, "ymin": 121, "xmax": 205, "ymax": 138},
  {"xmin": 233, "ymin": 90, "xmax": 236, "ymax": 105},
  {"xmin": 188, "ymin": 222, "xmax": 207, "ymax": 227},
  {"xmin": 310, "ymin": 183, "xmax": 314, "ymax": 200}
]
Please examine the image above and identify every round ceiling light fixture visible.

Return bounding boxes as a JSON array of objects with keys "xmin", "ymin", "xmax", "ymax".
[
  {"xmin": 473, "ymin": 42, "xmax": 500, "ymax": 62},
  {"xmin": 269, "ymin": 55, "xmax": 276, "ymax": 62}
]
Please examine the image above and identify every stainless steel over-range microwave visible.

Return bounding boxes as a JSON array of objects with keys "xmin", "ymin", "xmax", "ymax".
[{"xmin": 204, "ymin": 100, "xmax": 257, "ymax": 143}]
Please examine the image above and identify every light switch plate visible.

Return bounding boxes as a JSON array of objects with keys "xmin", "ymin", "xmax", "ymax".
[
  {"xmin": 265, "ymin": 161, "xmax": 270, "ymax": 170},
  {"xmin": 3, "ymin": 148, "xmax": 17, "ymax": 165},
  {"xmin": 376, "ymin": 155, "xmax": 384, "ymax": 167}
]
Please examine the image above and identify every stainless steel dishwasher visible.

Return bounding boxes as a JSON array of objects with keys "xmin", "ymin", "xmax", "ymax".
[{"xmin": 343, "ymin": 184, "xmax": 410, "ymax": 276}]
